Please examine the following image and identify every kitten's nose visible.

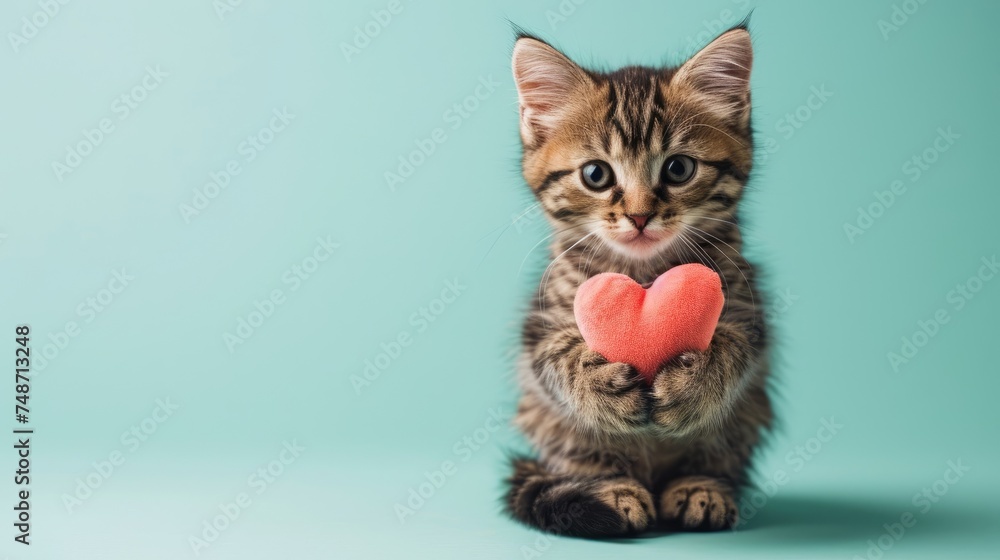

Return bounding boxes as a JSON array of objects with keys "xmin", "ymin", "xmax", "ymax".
[{"xmin": 626, "ymin": 214, "xmax": 651, "ymax": 232}]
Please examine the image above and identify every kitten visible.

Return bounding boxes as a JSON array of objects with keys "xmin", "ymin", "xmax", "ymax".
[{"xmin": 505, "ymin": 24, "xmax": 772, "ymax": 537}]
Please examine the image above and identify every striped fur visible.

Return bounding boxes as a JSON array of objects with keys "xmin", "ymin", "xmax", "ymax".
[{"xmin": 506, "ymin": 26, "xmax": 772, "ymax": 537}]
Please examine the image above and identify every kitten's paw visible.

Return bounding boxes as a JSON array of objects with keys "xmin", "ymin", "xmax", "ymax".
[
  {"xmin": 659, "ymin": 476, "xmax": 738, "ymax": 531},
  {"xmin": 649, "ymin": 351, "xmax": 707, "ymax": 428},
  {"xmin": 660, "ymin": 350, "xmax": 709, "ymax": 380},
  {"xmin": 526, "ymin": 476, "xmax": 655, "ymax": 537},
  {"xmin": 595, "ymin": 478, "xmax": 657, "ymax": 534},
  {"xmin": 576, "ymin": 351, "xmax": 649, "ymax": 427}
]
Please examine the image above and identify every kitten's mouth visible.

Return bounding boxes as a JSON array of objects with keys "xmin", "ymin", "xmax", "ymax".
[
  {"xmin": 605, "ymin": 228, "xmax": 676, "ymax": 257},
  {"xmin": 620, "ymin": 227, "xmax": 667, "ymax": 244},
  {"xmin": 624, "ymin": 230, "xmax": 657, "ymax": 242}
]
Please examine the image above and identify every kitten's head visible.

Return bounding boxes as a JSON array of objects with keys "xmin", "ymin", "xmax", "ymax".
[{"xmin": 512, "ymin": 26, "xmax": 754, "ymax": 261}]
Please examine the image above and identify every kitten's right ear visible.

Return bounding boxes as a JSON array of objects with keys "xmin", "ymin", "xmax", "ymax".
[{"xmin": 512, "ymin": 37, "xmax": 590, "ymax": 146}]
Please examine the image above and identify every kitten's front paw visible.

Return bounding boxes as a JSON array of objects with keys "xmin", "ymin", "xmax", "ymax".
[
  {"xmin": 574, "ymin": 350, "xmax": 650, "ymax": 428},
  {"xmin": 673, "ymin": 350, "xmax": 708, "ymax": 372},
  {"xmin": 649, "ymin": 351, "xmax": 707, "ymax": 429},
  {"xmin": 659, "ymin": 476, "xmax": 738, "ymax": 531}
]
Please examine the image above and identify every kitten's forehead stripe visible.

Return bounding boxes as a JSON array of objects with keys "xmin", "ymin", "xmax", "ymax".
[
  {"xmin": 605, "ymin": 81, "xmax": 630, "ymax": 153},
  {"xmin": 641, "ymin": 89, "xmax": 659, "ymax": 150},
  {"xmin": 602, "ymin": 69, "xmax": 671, "ymax": 157}
]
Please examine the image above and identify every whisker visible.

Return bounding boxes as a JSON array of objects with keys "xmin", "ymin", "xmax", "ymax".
[
  {"xmin": 676, "ymin": 228, "xmax": 734, "ymax": 321},
  {"xmin": 668, "ymin": 108, "xmax": 717, "ymax": 138},
  {"xmin": 516, "ymin": 230, "xmax": 559, "ymax": 281},
  {"xmin": 539, "ymin": 231, "xmax": 599, "ymax": 316},
  {"xmin": 685, "ymin": 225, "xmax": 757, "ymax": 322},
  {"xmin": 684, "ymin": 214, "xmax": 741, "ymax": 230},
  {"xmin": 688, "ymin": 123, "xmax": 748, "ymax": 149},
  {"xmin": 515, "ymin": 220, "xmax": 602, "ymax": 280},
  {"xmin": 477, "ymin": 202, "xmax": 544, "ymax": 269},
  {"xmin": 584, "ymin": 235, "xmax": 606, "ymax": 276},
  {"xmin": 509, "ymin": 201, "xmax": 542, "ymax": 226},
  {"xmin": 577, "ymin": 233, "xmax": 601, "ymax": 277},
  {"xmin": 685, "ymin": 223, "xmax": 751, "ymax": 268},
  {"xmin": 478, "ymin": 201, "xmax": 541, "ymax": 243}
]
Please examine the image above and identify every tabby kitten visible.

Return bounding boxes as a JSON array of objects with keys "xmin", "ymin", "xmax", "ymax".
[{"xmin": 505, "ymin": 24, "xmax": 772, "ymax": 537}]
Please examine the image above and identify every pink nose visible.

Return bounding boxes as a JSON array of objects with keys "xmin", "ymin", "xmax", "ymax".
[{"xmin": 627, "ymin": 214, "xmax": 650, "ymax": 231}]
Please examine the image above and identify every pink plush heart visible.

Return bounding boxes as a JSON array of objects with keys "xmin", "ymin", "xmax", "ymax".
[{"xmin": 573, "ymin": 264, "xmax": 725, "ymax": 384}]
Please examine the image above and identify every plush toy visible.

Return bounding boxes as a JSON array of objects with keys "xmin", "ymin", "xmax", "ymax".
[{"xmin": 573, "ymin": 263, "xmax": 725, "ymax": 384}]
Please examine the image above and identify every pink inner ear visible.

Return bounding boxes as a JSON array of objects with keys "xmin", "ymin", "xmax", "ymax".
[
  {"xmin": 512, "ymin": 38, "xmax": 590, "ymax": 142},
  {"xmin": 574, "ymin": 264, "xmax": 725, "ymax": 384}
]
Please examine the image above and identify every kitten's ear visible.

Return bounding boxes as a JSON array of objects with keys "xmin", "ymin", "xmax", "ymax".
[
  {"xmin": 674, "ymin": 27, "xmax": 753, "ymax": 123},
  {"xmin": 512, "ymin": 37, "xmax": 591, "ymax": 145}
]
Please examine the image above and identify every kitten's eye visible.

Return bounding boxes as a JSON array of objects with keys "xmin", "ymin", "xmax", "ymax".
[
  {"xmin": 581, "ymin": 161, "xmax": 614, "ymax": 191},
  {"xmin": 661, "ymin": 155, "xmax": 697, "ymax": 186}
]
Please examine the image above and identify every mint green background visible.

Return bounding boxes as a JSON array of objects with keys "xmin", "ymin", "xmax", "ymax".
[{"xmin": 2, "ymin": 0, "xmax": 998, "ymax": 558}]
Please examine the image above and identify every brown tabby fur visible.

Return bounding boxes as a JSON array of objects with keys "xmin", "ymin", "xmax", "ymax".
[{"xmin": 505, "ymin": 24, "xmax": 773, "ymax": 537}]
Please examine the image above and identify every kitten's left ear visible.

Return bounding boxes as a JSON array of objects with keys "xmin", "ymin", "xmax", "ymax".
[{"xmin": 673, "ymin": 27, "xmax": 753, "ymax": 124}]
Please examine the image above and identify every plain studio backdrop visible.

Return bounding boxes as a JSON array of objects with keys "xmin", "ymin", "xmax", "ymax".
[{"xmin": 1, "ymin": 0, "xmax": 998, "ymax": 558}]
